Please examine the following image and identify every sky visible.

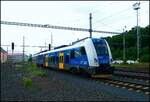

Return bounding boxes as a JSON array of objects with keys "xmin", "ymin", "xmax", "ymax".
[{"xmin": 1, "ymin": 1, "xmax": 149, "ymax": 55}]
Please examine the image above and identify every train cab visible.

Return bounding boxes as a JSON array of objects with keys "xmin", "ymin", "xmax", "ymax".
[{"xmin": 90, "ymin": 38, "xmax": 114, "ymax": 76}]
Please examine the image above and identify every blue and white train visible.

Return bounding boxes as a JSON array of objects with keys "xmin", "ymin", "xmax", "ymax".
[{"xmin": 32, "ymin": 37, "xmax": 114, "ymax": 76}]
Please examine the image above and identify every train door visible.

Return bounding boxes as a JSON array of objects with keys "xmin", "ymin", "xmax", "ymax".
[
  {"xmin": 59, "ymin": 52, "xmax": 64, "ymax": 69},
  {"xmin": 44, "ymin": 54, "xmax": 48, "ymax": 67}
]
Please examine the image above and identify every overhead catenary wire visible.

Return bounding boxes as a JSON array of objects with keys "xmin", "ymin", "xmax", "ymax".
[
  {"xmin": 93, "ymin": 7, "xmax": 131, "ymax": 25},
  {"xmin": 93, "ymin": 2, "xmax": 147, "ymax": 30},
  {"xmin": 1, "ymin": 21, "xmax": 121, "ymax": 34},
  {"xmin": 1, "ymin": 44, "xmax": 48, "ymax": 48}
]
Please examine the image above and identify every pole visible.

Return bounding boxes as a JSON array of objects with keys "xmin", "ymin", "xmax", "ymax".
[
  {"xmin": 89, "ymin": 13, "xmax": 92, "ymax": 38},
  {"xmin": 123, "ymin": 26, "xmax": 126, "ymax": 63},
  {"xmin": 7, "ymin": 47, "xmax": 8, "ymax": 53},
  {"xmin": 51, "ymin": 32, "xmax": 53, "ymax": 50},
  {"xmin": 137, "ymin": 9, "xmax": 139, "ymax": 62},
  {"xmin": 133, "ymin": 2, "xmax": 140, "ymax": 62},
  {"xmin": 23, "ymin": 36, "xmax": 25, "ymax": 63},
  {"xmin": 45, "ymin": 42, "xmax": 46, "ymax": 50}
]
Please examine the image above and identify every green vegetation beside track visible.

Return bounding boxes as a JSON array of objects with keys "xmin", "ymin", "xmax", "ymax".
[
  {"xmin": 15, "ymin": 63, "xmax": 46, "ymax": 88},
  {"xmin": 112, "ymin": 63, "xmax": 149, "ymax": 71},
  {"xmin": 105, "ymin": 25, "xmax": 149, "ymax": 63}
]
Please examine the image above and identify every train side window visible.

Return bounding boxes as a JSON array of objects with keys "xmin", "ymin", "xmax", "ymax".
[
  {"xmin": 70, "ymin": 50, "xmax": 75, "ymax": 59},
  {"xmin": 61, "ymin": 56, "xmax": 63, "ymax": 63},
  {"xmin": 53, "ymin": 56, "xmax": 54, "ymax": 63},
  {"xmin": 53, "ymin": 56, "xmax": 55, "ymax": 63},
  {"xmin": 75, "ymin": 49, "xmax": 80, "ymax": 57},
  {"xmin": 56, "ymin": 56, "xmax": 58, "ymax": 63},
  {"xmin": 59, "ymin": 56, "xmax": 61, "ymax": 63},
  {"xmin": 51, "ymin": 57, "xmax": 53, "ymax": 63},
  {"xmin": 50, "ymin": 57, "xmax": 52, "ymax": 62},
  {"xmin": 80, "ymin": 47, "xmax": 86, "ymax": 55},
  {"xmin": 62, "ymin": 56, "xmax": 64, "ymax": 63},
  {"xmin": 49, "ymin": 57, "xmax": 51, "ymax": 62},
  {"xmin": 49, "ymin": 57, "xmax": 50, "ymax": 62},
  {"xmin": 65, "ymin": 55, "xmax": 69, "ymax": 64},
  {"xmin": 60, "ymin": 56, "xmax": 62, "ymax": 63},
  {"xmin": 52, "ymin": 56, "xmax": 53, "ymax": 63}
]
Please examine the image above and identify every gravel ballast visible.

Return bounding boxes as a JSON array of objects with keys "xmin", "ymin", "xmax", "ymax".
[{"xmin": 1, "ymin": 63, "xmax": 149, "ymax": 101}]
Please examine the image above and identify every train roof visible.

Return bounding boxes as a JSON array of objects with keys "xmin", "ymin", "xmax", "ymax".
[
  {"xmin": 33, "ymin": 37, "xmax": 104, "ymax": 56},
  {"xmin": 54, "ymin": 45, "xmax": 69, "ymax": 49}
]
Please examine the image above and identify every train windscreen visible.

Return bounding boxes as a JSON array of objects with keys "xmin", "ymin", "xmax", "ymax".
[{"xmin": 93, "ymin": 39, "xmax": 108, "ymax": 56}]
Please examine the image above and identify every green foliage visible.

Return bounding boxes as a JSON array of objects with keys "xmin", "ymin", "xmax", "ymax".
[
  {"xmin": 105, "ymin": 25, "xmax": 149, "ymax": 62},
  {"xmin": 33, "ymin": 70, "xmax": 46, "ymax": 77},
  {"xmin": 25, "ymin": 64, "xmax": 37, "ymax": 72},
  {"xmin": 140, "ymin": 54, "xmax": 149, "ymax": 62},
  {"xmin": 28, "ymin": 54, "xmax": 32, "ymax": 63},
  {"xmin": 112, "ymin": 63, "xmax": 149, "ymax": 69},
  {"xmin": 15, "ymin": 64, "xmax": 23, "ymax": 70},
  {"xmin": 23, "ymin": 63, "xmax": 46, "ymax": 77},
  {"xmin": 22, "ymin": 77, "xmax": 32, "ymax": 88},
  {"xmin": 16, "ymin": 63, "xmax": 47, "ymax": 89}
]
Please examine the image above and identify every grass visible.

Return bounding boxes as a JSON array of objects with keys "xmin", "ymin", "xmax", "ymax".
[
  {"xmin": 32, "ymin": 70, "xmax": 46, "ymax": 77},
  {"xmin": 16, "ymin": 63, "xmax": 46, "ymax": 76},
  {"xmin": 24, "ymin": 64, "xmax": 46, "ymax": 77},
  {"xmin": 15, "ymin": 64, "xmax": 23, "ymax": 70},
  {"xmin": 22, "ymin": 77, "xmax": 32, "ymax": 88},
  {"xmin": 112, "ymin": 63, "xmax": 149, "ymax": 69},
  {"xmin": 15, "ymin": 63, "xmax": 47, "ymax": 88}
]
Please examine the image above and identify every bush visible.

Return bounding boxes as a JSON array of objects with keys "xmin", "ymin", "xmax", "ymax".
[
  {"xmin": 33, "ymin": 70, "xmax": 46, "ymax": 77},
  {"xmin": 140, "ymin": 54, "xmax": 149, "ymax": 62},
  {"xmin": 22, "ymin": 77, "xmax": 32, "ymax": 88},
  {"xmin": 15, "ymin": 64, "xmax": 23, "ymax": 70}
]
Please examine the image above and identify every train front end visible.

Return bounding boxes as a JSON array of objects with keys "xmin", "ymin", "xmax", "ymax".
[{"xmin": 89, "ymin": 38, "xmax": 114, "ymax": 76}]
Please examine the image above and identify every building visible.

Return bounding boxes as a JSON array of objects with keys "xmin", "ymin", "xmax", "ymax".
[
  {"xmin": 0, "ymin": 47, "xmax": 8, "ymax": 63},
  {"xmin": 8, "ymin": 53, "xmax": 28, "ymax": 63}
]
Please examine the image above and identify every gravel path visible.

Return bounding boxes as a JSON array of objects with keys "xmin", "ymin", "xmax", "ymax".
[{"xmin": 1, "ymin": 63, "xmax": 149, "ymax": 101}]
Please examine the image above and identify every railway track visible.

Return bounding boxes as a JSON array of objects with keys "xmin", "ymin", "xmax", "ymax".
[
  {"xmin": 93, "ymin": 77, "xmax": 149, "ymax": 95},
  {"xmin": 97, "ymin": 69, "xmax": 150, "ymax": 95},
  {"xmin": 78, "ymin": 71, "xmax": 149, "ymax": 95},
  {"xmin": 111, "ymin": 75, "xmax": 149, "ymax": 86},
  {"xmin": 115, "ymin": 68, "xmax": 149, "ymax": 74},
  {"xmin": 90, "ymin": 68, "xmax": 149, "ymax": 95},
  {"xmin": 41, "ymin": 66, "xmax": 150, "ymax": 95},
  {"xmin": 114, "ymin": 69, "xmax": 150, "ymax": 80}
]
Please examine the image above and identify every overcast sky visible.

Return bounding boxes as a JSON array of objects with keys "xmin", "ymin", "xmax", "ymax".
[{"xmin": 1, "ymin": 1, "xmax": 149, "ymax": 55}]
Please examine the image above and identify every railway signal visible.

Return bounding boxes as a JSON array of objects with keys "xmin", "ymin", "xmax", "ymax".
[
  {"xmin": 11, "ymin": 42, "xmax": 14, "ymax": 50},
  {"xmin": 11, "ymin": 42, "xmax": 14, "ymax": 55},
  {"xmin": 49, "ymin": 44, "xmax": 51, "ymax": 50}
]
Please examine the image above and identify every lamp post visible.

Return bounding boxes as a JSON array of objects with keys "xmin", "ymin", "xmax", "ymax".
[
  {"xmin": 123, "ymin": 26, "xmax": 126, "ymax": 63},
  {"xmin": 51, "ymin": 32, "xmax": 53, "ymax": 50},
  {"xmin": 133, "ymin": 2, "xmax": 140, "ymax": 62}
]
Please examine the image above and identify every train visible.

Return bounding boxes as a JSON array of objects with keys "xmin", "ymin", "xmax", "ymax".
[{"xmin": 32, "ymin": 37, "xmax": 114, "ymax": 77}]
